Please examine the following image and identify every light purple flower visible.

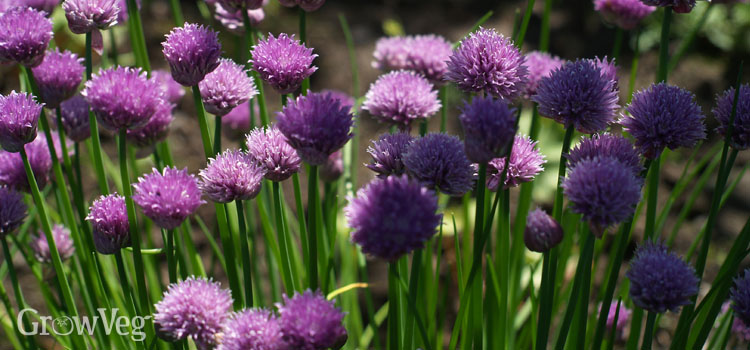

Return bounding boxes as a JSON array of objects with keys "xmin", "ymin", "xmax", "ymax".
[
  {"xmin": 245, "ymin": 125, "xmax": 301, "ymax": 182},
  {"xmin": 214, "ymin": 3, "xmax": 265, "ymax": 35},
  {"xmin": 599, "ymin": 302, "xmax": 631, "ymax": 335},
  {"xmin": 250, "ymin": 33, "xmax": 317, "ymax": 94},
  {"xmin": 0, "ymin": 186, "xmax": 26, "ymax": 238},
  {"xmin": 403, "ymin": 133, "xmax": 475, "ymax": 196},
  {"xmin": 199, "ymin": 58, "xmax": 257, "ymax": 116},
  {"xmin": 152, "ymin": 69, "xmax": 186, "ymax": 105},
  {"xmin": 132, "ymin": 167, "xmax": 205, "ymax": 230},
  {"xmin": 363, "ymin": 70, "xmax": 441, "ymax": 129},
  {"xmin": 162, "ymin": 23, "xmax": 222, "ymax": 87},
  {"xmin": 524, "ymin": 51, "xmax": 565, "ymax": 96},
  {"xmin": 198, "ymin": 149, "xmax": 265, "ymax": 203},
  {"xmin": 18, "ymin": 0, "xmax": 59, "ymax": 15},
  {"xmin": 86, "ymin": 193, "xmax": 130, "ymax": 254},
  {"xmin": 640, "ymin": 0, "xmax": 695, "ymax": 13},
  {"xmin": 594, "ymin": 0, "xmax": 656, "ymax": 30},
  {"xmin": 277, "ymin": 290, "xmax": 347, "ymax": 350},
  {"xmin": 31, "ymin": 224, "xmax": 75, "ymax": 263},
  {"xmin": 126, "ymin": 101, "xmax": 174, "ymax": 148},
  {"xmin": 487, "ymin": 135, "xmax": 546, "ymax": 190},
  {"xmin": 217, "ymin": 0, "xmax": 264, "ymax": 11},
  {"xmin": 31, "ymin": 49, "xmax": 85, "ymax": 108},
  {"xmin": 0, "ymin": 7, "xmax": 53, "ymax": 67},
  {"xmin": 0, "ymin": 91, "xmax": 42, "ymax": 153},
  {"xmin": 222, "ymin": 101, "xmax": 259, "ymax": 139},
  {"xmin": 0, "ymin": 136, "xmax": 51, "ymax": 192},
  {"xmin": 63, "ymin": 0, "xmax": 119, "ymax": 34},
  {"xmin": 459, "ymin": 96, "xmax": 517, "ymax": 163},
  {"xmin": 59, "ymin": 94, "xmax": 91, "ymax": 142},
  {"xmin": 320, "ymin": 89, "xmax": 355, "ymax": 111},
  {"xmin": 365, "ymin": 132, "xmax": 414, "ymax": 178},
  {"xmin": 218, "ymin": 309, "xmax": 284, "ymax": 350},
  {"xmin": 372, "ymin": 34, "xmax": 453, "ymax": 83}
]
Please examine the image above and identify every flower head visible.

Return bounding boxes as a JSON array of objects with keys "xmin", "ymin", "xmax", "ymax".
[
  {"xmin": 562, "ymin": 157, "xmax": 642, "ymax": 236},
  {"xmin": 487, "ymin": 135, "xmax": 546, "ymax": 190},
  {"xmin": 0, "ymin": 7, "xmax": 53, "ymax": 67},
  {"xmin": 533, "ymin": 59, "xmax": 619, "ymax": 134},
  {"xmin": 363, "ymin": 71, "xmax": 441, "ymax": 129},
  {"xmin": 17, "ymin": 0, "xmax": 59, "ymax": 15},
  {"xmin": 594, "ymin": 0, "xmax": 655, "ymax": 30},
  {"xmin": 30, "ymin": 49, "xmax": 85, "ymax": 108},
  {"xmin": 162, "ymin": 23, "xmax": 222, "ymax": 86},
  {"xmin": 126, "ymin": 101, "xmax": 174, "ymax": 148},
  {"xmin": 199, "ymin": 149, "xmax": 265, "ymax": 203},
  {"xmin": 0, "ymin": 186, "xmax": 26, "ymax": 238},
  {"xmin": 640, "ymin": 0, "xmax": 695, "ymax": 13},
  {"xmin": 365, "ymin": 132, "xmax": 414, "ymax": 178},
  {"xmin": 250, "ymin": 33, "xmax": 317, "ymax": 94},
  {"xmin": 216, "ymin": 0, "xmax": 264, "ymax": 11},
  {"xmin": 372, "ymin": 34, "xmax": 453, "ymax": 83},
  {"xmin": 713, "ymin": 84, "xmax": 750, "ymax": 150},
  {"xmin": 459, "ymin": 96, "xmax": 517, "ymax": 163},
  {"xmin": 524, "ymin": 51, "xmax": 565, "ymax": 96},
  {"xmin": 446, "ymin": 27, "xmax": 527, "ymax": 99},
  {"xmin": 626, "ymin": 241, "xmax": 699, "ymax": 313},
  {"xmin": 0, "ymin": 136, "xmax": 52, "ymax": 192},
  {"xmin": 278, "ymin": 0, "xmax": 325, "ymax": 11},
  {"xmin": 0, "ymin": 91, "xmax": 42, "ymax": 153},
  {"xmin": 277, "ymin": 290, "xmax": 347, "ymax": 350},
  {"xmin": 403, "ymin": 133, "xmax": 475, "ymax": 196},
  {"xmin": 214, "ymin": 3, "xmax": 265, "ymax": 35},
  {"xmin": 567, "ymin": 133, "xmax": 643, "ymax": 176},
  {"xmin": 587, "ymin": 56, "xmax": 618, "ymax": 86},
  {"xmin": 524, "ymin": 208, "xmax": 563, "ymax": 253},
  {"xmin": 62, "ymin": 0, "xmax": 119, "ymax": 34},
  {"xmin": 222, "ymin": 101, "xmax": 258, "ymax": 139},
  {"xmin": 114, "ymin": 0, "xmax": 139, "ymax": 24},
  {"xmin": 199, "ymin": 58, "xmax": 257, "ymax": 116},
  {"xmin": 83, "ymin": 66, "xmax": 164, "ymax": 131},
  {"xmin": 600, "ymin": 302, "xmax": 631, "ymax": 333},
  {"xmin": 732, "ymin": 269, "xmax": 750, "ymax": 325},
  {"xmin": 245, "ymin": 125, "xmax": 301, "ymax": 182},
  {"xmin": 59, "ymin": 95, "xmax": 91, "ymax": 142},
  {"xmin": 276, "ymin": 92, "xmax": 353, "ymax": 165},
  {"xmin": 86, "ymin": 193, "xmax": 130, "ymax": 254},
  {"xmin": 31, "ymin": 224, "xmax": 75, "ymax": 263},
  {"xmin": 621, "ymin": 83, "xmax": 706, "ymax": 159},
  {"xmin": 218, "ymin": 309, "xmax": 283, "ymax": 350},
  {"xmin": 320, "ymin": 89, "xmax": 355, "ymax": 111},
  {"xmin": 132, "ymin": 167, "xmax": 204, "ymax": 230},
  {"xmin": 154, "ymin": 277, "xmax": 232, "ymax": 349},
  {"xmin": 152, "ymin": 69, "xmax": 186, "ymax": 104}
]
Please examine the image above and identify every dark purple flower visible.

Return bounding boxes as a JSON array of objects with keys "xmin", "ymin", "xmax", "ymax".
[
  {"xmin": 132, "ymin": 167, "xmax": 205, "ymax": 230},
  {"xmin": 277, "ymin": 290, "xmax": 347, "ymax": 350},
  {"xmin": 198, "ymin": 149, "xmax": 265, "ymax": 203},
  {"xmin": 126, "ymin": 101, "xmax": 174, "ymax": 148},
  {"xmin": 162, "ymin": 23, "xmax": 222, "ymax": 87},
  {"xmin": 372, "ymin": 34, "xmax": 453, "ymax": 83},
  {"xmin": 524, "ymin": 208, "xmax": 562, "ymax": 252},
  {"xmin": 0, "ymin": 7, "xmax": 53, "ymax": 67},
  {"xmin": 365, "ymin": 132, "xmax": 414, "ymax": 178},
  {"xmin": 154, "ymin": 277, "xmax": 233, "ymax": 349},
  {"xmin": 626, "ymin": 241, "xmax": 699, "ymax": 313},
  {"xmin": 30, "ymin": 49, "xmax": 84, "ymax": 108},
  {"xmin": 83, "ymin": 66, "xmax": 164, "ymax": 131},
  {"xmin": 86, "ymin": 193, "xmax": 130, "ymax": 254},
  {"xmin": 403, "ymin": 133, "xmax": 475, "ymax": 196},
  {"xmin": 0, "ymin": 186, "xmax": 26, "ymax": 237},
  {"xmin": 214, "ymin": 3, "xmax": 265, "ymax": 35},
  {"xmin": 0, "ymin": 91, "xmax": 42, "ymax": 153},
  {"xmin": 199, "ymin": 58, "xmax": 257, "ymax": 116},
  {"xmin": 30, "ymin": 224, "xmax": 75, "ymax": 263},
  {"xmin": 59, "ymin": 94, "xmax": 91, "ymax": 142},
  {"xmin": 222, "ymin": 101, "xmax": 258, "ymax": 139},
  {"xmin": 533, "ymin": 59, "xmax": 620, "ymax": 134},
  {"xmin": 621, "ymin": 83, "xmax": 706, "ymax": 159},
  {"xmin": 487, "ymin": 135, "xmax": 546, "ymax": 190},
  {"xmin": 277, "ymin": 0, "xmax": 324, "ymax": 11},
  {"xmin": 319, "ymin": 150, "xmax": 342, "ymax": 182},
  {"xmin": 218, "ymin": 309, "xmax": 283, "ymax": 350},
  {"xmin": 732, "ymin": 269, "xmax": 750, "ymax": 325},
  {"xmin": 152, "ymin": 69, "xmax": 186, "ymax": 105},
  {"xmin": 459, "ymin": 96, "xmax": 517, "ymax": 163},
  {"xmin": 0, "ymin": 136, "xmax": 51, "ymax": 192},
  {"xmin": 446, "ymin": 27, "xmax": 527, "ymax": 99},
  {"xmin": 640, "ymin": 0, "xmax": 695, "ymax": 13},
  {"xmin": 245, "ymin": 125, "xmax": 301, "ymax": 182},
  {"xmin": 567, "ymin": 133, "xmax": 643, "ymax": 177},
  {"xmin": 524, "ymin": 51, "xmax": 564, "ymax": 96},
  {"xmin": 595, "ymin": 0, "xmax": 656, "ymax": 30},
  {"xmin": 363, "ymin": 70, "xmax": 441, "ymax": 129},
  {"xmin": 250, "ymin": 33, "xmax": 317, "ymax": 94},
  {"xmin": 713, "ymin": 84, "xmax": 750, "ymax": 150},
  {"xmin": 63, "ymin": 0, "xmax": 119, "ymax": 34},
  {"xmin": 217, "ymin": 0, "xmax": 264, "ymax": 11},
  {"xmin": 562, "ymin": 157, "xmax": 642, "ymax": 236},
  {"xmin": 587, "ymin": 56, "xmax": 618, "ymax": 86},
  {"xmin": 18, "ymin": 0, "xmax": 59, "ymax": 15},
  {"xmin": 276, "ymin": 92, "xmax": 353, "ymax": 166}
]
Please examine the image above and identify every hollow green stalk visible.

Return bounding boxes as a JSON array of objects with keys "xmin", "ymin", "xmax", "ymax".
[
  {"xmin": 642, "ymin": 311, "xmax": 657, "ymax": 350},
  {"xmin": 125, "ymin": 0, "xmax": 150, "ymax": 70},
  {"xmin": 656, "ymin": 7, "xmax": 672, "ymax": 83},
  {"xmin": 1, "ymin": 237, "xmax": 36, "ymax": 349},
  {"xmin": 307, "ymin": 165, "xmax": 320, "ymax": 290},
  {"xmin": 244, "ymin": 14, "xmax": 269, "ymax": 126},
  {"xmin": 272, "ymin": 181, "xmax": 298, "ymax": 293},
  {"xmin": 236, "ymin": 200, "xmax": 254, "ymax": 307},
  {"xmin": 644, "ymin": 155, "xmax": 661, "ymax": 240},
  {"xmin": 85, "ymin": 32, "xmax": 110, "ymax": 195}
]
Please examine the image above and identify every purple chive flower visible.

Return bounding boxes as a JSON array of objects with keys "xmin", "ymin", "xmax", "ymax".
[
  {"xmin": 732, "ymin": 269, "xmax": 750, "ymax": 325},
  {"xmin": 18, "ymin": 0, "xmax": 59, "ymax": 15},
  {"xmin": 0, "ymin": 186, "xmax": 26, "ymax": 238},
  {"xmin": 85, "ymin": 193, "xmax": 130, "ymax": 254},
  {"xmin": 162, "ymin": 23, "xmax": 222, "ymax": 87},
  {"xmin": 562, "ymin": 157, "xmax": 642, "ymax": 236},
  {"xmin": 640, "ymin": 0, "xmax": 695, "ymax": 13},
  {"xmin": 0, "ymin": 136, "xmax": 52, "ymax": 192},
  {"xmin": 733, "ymin": 317, "xmax": 750, "ymax": 342},
  {"xmin": 83, "ymin": 66, "xmax": 164, "ymax": 131},
  {"xmin": 524, "ymin": 208, "xmax": 563, "ymax": 253},
  {"xmin": 0, "ymin": 7, "xmax": 53, "ymax": 67},
  {"xmin": 363, "ymin": 71, "xmax": 441, "ymax": 129},
  {"xmin": 533, "ymin": 59, "xmax": 620, "ymax": 134},
  {"xmin": 626, "ymin": 241, "xmax": 699, "ymax": 313},
  {"xmin": 218, "ymin": 309, "xmax": 283, "ymax": 350},
  {"xmin": 132, "ymin": 167, "xmax": 205, "ymax": 230},
  {"xmin": 594, "ymin": 0, "xmax": 656, "ymax": 30},
  {"xmin": 30, "ymin": 49, "xmax": 84, "ymax": 108},
  {"xmin": 346, "ymin": 175, "xmax": 441, "ymax": 260},
  {"xmin": 152, "ymin": 69, "xmax": 186, "ymax": 105},
  {"xmin": 154, "ymin": 277, "xmax": 233, "ymax": 349},
  {"xmin": 320, "ymin": 89, "xmax": 355, "ymax": 111},
  {"xmin": 277, "ymin": 0, "xmax": 325, "ymax": 11},
  {"xmin": 487, "ymin": 135, "xmax": 546, "ymax": 190},
  {"xmin": 276, "ymin": 92, "xmax": 354, "ymax": 166},
  {"xmin": 222, "ymin": 101, "xmax": 258, "ymax": 139},
  {"xmin": 0, "ymin": 91, "xmax": 42, "ymax": 153},
  {"xmin": 446, "ymin": 27, "xmax": 528, "ymax": 100},
  {"xmin": 621, "ymin": 83, "xmax": 706, "ymax": 159},
  {"xmin": 403, "ymin": 133, "xmax": 475, "ymax": 196},
  {"xmin": 365, "ymin": 132, "xmax": 414, "ymax": 178},
  {"xmin": 245, "ymin": 125, "xmax": 301, "ymax": 182},
  {"xmin": 524, "ymin": 51, "xmax": 565, "ymax": 96},
  {"xmin": 59, "ymin": 95, "xmax": 91, "ymax": 142},
  {"xmin": 599, "ymin": 302, "xmax": 631, "ymax": 335},
  {"xmin": 217, "ymin": 0, "xmax": 264, "ymax": 11},
  {"xmin": 198, "ymin": 149, "xmax": 265, "ymax": 203},
  {"xmin": 214, "ymin": 3, "xmax": 265, "ymax": 35},
  {"xmin": 372, "ymin": 34, "xmax": 453, "ymax": 83},
  {"xmin": 587, "ymin": 56, "xmax": 618, "ymax": 87},
  {"xmin": 250, "ymin": 33, "xmax": 317, "ymax": 94},
  {"xmin": 713, "ymin": 84, "xmax": 750, "ymax": 150},
  {"xmin": 62, "ymin": 0, "xmax": 119, "ymax": 34},
  {"xmin": 126, "ymin": 101, "xmax": 174, "ymax": 148},
  {"xmin": 115, "ymin": 0, "xmax": 140, "ymax": 26},
  {"xmin": 199, "ymin": 58, "xmax": 258, "ymax": 116},
  {"xmin": 459, "ymin": 96, "xmax": 517, "ymax": 163},
  {"xmin": 567, "ymin": 133, "xmax": 643, "ymax": 177},
  {"xmin": 277, "ymin": 290, "xmax": 347, "ymax": 350},
  {"xmin": 30, "ymin": 224, "xmax": 75, "ymax": 263},
  {"xmin": 320, "ymin": 150, "xmax": 343, "ymax": 182}
]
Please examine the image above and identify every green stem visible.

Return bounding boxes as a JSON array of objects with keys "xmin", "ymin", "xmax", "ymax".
[
  {"xmin": 299, "ymin": 9, "xmax": 310, "ymax": 93},
  {"xmin": 513, "ymin": 0, "xmax": 535, "ymax": 48},
  {"xmin": 192, "ymin": 85, "xmax": 215, "ymax": 158},
  {"xmin": 168, "ymin": 0, "xmax": 184, "ymax": 26},
  {"xmin": 114, "ymin": 251, "xmax": 138, "ymax": 318},
  {"xmin": 469, "ymin": 163, "xmax": 487, "ymax": 349},
  {"xmin": 388, "ymin": 263, "xmax": 402, "ymax": 350},
  {"xmin": 338, "ymin": 14, "xmax": 359, "ymax": 97},
  {"xmin": 307, "ymin": 165, "xmax": 320, "ymax": 290},
  {"xmin": 644, "ymin": 155, "xmax": 661, "ymax": 240},
  {"xmin": 272, "ymin": 181, "xmax": 298, "ymax": 293},
  {"xmin": 126, "ymin": 0, "xmax": 151, "ymax": 70},
  {"xmin": 628, "ymin": 28, "xmax": 642, "ymax": 103},
  {"xmin": 612, "ymin": 28, "xmax": 624, "ymax": 62},
  {"xmin": 554, "ymin": 229, "xmax": 595, "ymax": 349},
  {"xmin": 213, "ymin": 115, "xmax": 222, "ymax": 155},
  {"xmin": 109, "ymin": 29, "xmax": 119, "ymax": 66},
  {"xmin": 245, "ymin": 22, "xmax": 269, "ymax": 126},
  {"xmin": 539, "ymin": 0, "xmax": 553, "ymax": 51},
  {"xmin": 403, "ymin": 249, "xmax": 423, "ymax": 350},
  {"xmin": 668, "ymin": 3, "xmax": 713, "ymax": 73},
  {"xmin": 0, "ymin": 268, "xmax": 24, "ymax": 347},
  {"xmin": 165, "ymin": 229, "xmax": 177, "ymax": 283},
  {"xmin": 85, "ymin": 32, "xmax": 110, "ymax": 195},
  {"xmin": 642, "ymin": 311, "xmax": 657, "ymax": 350},
  {"xmin": 218, "ymin": 202, "xmax": 244, "ymax": 309},
  {"xmin": 1, "ymin": 237, "xmax": 36, "ymax": 349},
  {"xmin": 439, "ymin": 86, "xmax": 448, "ymax": 133},
  {"xmin": 656, "ymin": 7, "xmax": 672, "ymax": 83},
  {"xmin": 236, "ymin": 200, "xmax": 254, "ymax": 307}
]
